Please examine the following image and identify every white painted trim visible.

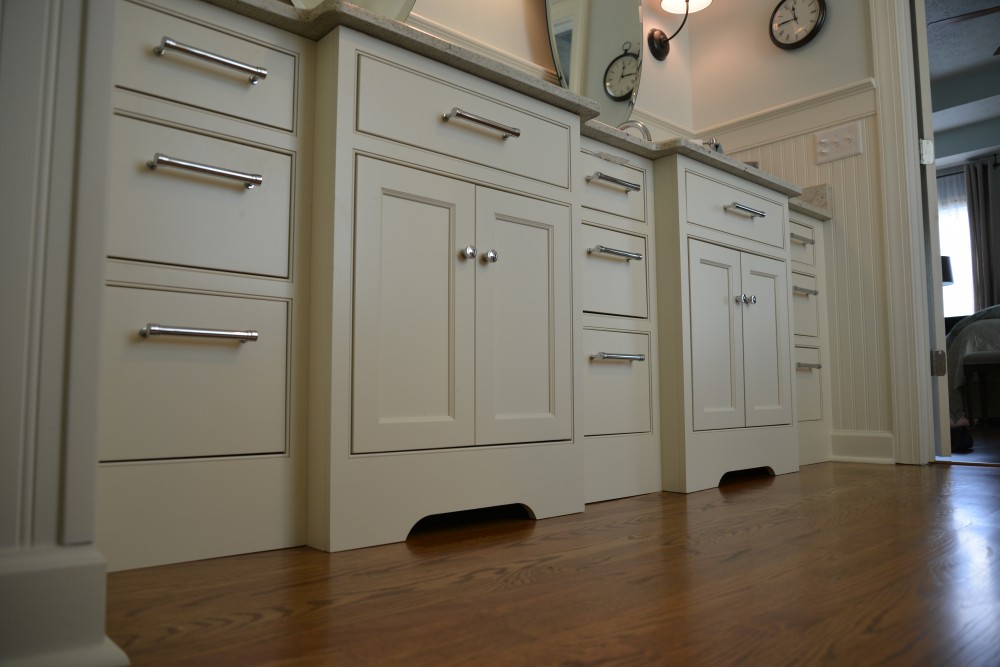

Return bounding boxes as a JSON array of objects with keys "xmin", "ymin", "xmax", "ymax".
[
  {"xmin": 0, "ymin": 546, "xmax": 129, "ymax": 666},
  {"xmin": 870, "ymin": 0, "xmax": 936, "ymax": 465},
  {"xmin": 702, "ymin": 79, "xmax": 877, "ymax": 153},
  {"xmin": 405, "ymin": 12, "xmax": 560, "ymax": 87},
  {"xmin": 630, "ymin": 107, "xmax": 697, "ymax": 141},
  {"xmin": 831, "ymin": 431, "xmax": 896, "ymax": 463}
]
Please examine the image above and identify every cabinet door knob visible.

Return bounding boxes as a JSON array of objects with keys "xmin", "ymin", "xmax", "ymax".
[
  {"xmin": 483, "ymin": 249, "xmax": 499, "ymax": 264},
  {"xmin": 462, "ymin": 245, "xmax": 477, "ymax": 260},
  {"xmin": 737, "ymin": 293, "xmax": 748, "ymax": 304}
]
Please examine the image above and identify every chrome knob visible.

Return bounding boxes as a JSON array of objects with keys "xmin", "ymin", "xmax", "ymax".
[
  {"xmin": 462, "ymin": 245, "xmax": 477, "ymax": 260},
  {"xmin": 738, "ymin": 293, "xmax": 749, "ymax": 304},
  {"xmin": 750, "ymin": 294, "xmax": 757, "ymax": 305},
  {"xmin": 484, "ymin": 249, "xmax": 499, "ymax": 264}
]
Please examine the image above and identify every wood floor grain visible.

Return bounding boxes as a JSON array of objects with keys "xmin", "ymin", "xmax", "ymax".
[{"xmin": 105, "ymin": 463, "xmax": 1000, "ymax": 666}]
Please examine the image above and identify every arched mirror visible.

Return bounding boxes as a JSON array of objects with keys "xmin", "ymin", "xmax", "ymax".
[{"xmin": 544, "ymin": 0, "xmax": 644, "ymax": 128}]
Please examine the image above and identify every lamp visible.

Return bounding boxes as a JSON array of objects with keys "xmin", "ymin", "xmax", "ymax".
[
  {"xmin": 941, "ymin": 256, "xmax": 954, "ymax": 286},
  {"xmin": 648, "ymin": 0, "xmax": 712, "ymax": 61}
]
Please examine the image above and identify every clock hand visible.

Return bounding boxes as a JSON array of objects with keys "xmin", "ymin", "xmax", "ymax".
[{"xmin": 777, "ymin": 17, "xmax": 796, "ymax": 26}]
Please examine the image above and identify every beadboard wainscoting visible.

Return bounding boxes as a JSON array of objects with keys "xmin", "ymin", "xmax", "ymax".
[{"xmin": 712, "ymin": 82, "xmax": 897, "ymax": 464}]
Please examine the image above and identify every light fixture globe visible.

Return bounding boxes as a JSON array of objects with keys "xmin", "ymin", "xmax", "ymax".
[{"xmin": 660, "ymin": 0, "xmax": 712, "ymax": 14}]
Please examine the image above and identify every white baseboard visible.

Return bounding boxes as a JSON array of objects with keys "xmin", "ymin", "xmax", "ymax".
[
  {"xmin": 830, "ymin": 430, "xmax": 896, "ymax": 464},
  {"xmin": 0, "ymin": 546, "xmax": 129, "ymax": 667}
]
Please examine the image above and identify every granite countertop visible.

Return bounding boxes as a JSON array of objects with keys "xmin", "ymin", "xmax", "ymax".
[
  {"xmin": 790, "ymin": 185, "xmax": 833, "ymax": 220},
  {"xmin": 200, "ymin": 0, "xmax": 599, "ymax": 120}
]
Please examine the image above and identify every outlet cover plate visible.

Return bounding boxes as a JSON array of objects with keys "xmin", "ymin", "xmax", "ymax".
[{"xmin": 814, "ymin": 121, "xmax": 863, "ymax": 165}]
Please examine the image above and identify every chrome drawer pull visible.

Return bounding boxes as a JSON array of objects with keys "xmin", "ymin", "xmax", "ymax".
[
  {"xmin": 590, "ymin": 352, "xmax": 646, "ymax": 362},
  {"xmin": 442, "ymin": 107, "xmax": 521, "ymax": 140},
  {"xmin": 793, "ymin": 286, "xmax": 820, "ymax": 296},
  {"xmin": 146, "ymin": 153, "xmax": 263, "ymax": 189},
  {"xmin": 790, "ymin": 232, "xmax": 816, "ymax": 245},
  {"xmin": 796, "ymin": 362, "xmax": 823, "ymax": 371},
  {"xmin": 140, "ymin": 323, "xmax": 259, "ymax": 343},
  {"xmin": 585, "ymin": 171, "xmax": 641, "ymax": 193},
  {"xmin": 724, "ymin": 202, "xmax": 767, "ymax": 219},
  {"xmin": 587, "ymin": 245, "xmax": 643, "ymax": 262},
  {"xmin": 153, "ymin": 37, "xmax": 268, "ymax": 85}
]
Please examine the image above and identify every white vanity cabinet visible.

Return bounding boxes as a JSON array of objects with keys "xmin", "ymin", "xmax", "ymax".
[
  {"xmin": 789, "ymin": 198, "xmax": 834, "ymax": 464},
  {"xmin": 655, "ymin": 154, "xmax": 799, "ymax": 493},
  {"xmin": 577, "ymin": 138, "xmax": 660, "ymax": 503},
  {"xmin": 310, "ymin": 28, "xmax": 583, "ymax": 552},
  {"xmin": 95, "ymin": 0, "xmax": 313, "ymax": 570}
]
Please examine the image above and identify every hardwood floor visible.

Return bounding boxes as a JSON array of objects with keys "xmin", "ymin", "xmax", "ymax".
[{"xmin": 106, "ymin": 463, "xmax": 1000, "ymax": 666}]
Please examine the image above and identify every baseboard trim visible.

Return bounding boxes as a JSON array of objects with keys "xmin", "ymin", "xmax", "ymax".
[
  {"xmin": 830, "ymin": 430, "xmax": 896, "ymax": 464},
  {"xmin": 0, "ymin": 546, "xmax": 129, "ymax": 667},
  {"xmin": 405, "ymin": 13, "xmax": 559, "ymax": 87}
]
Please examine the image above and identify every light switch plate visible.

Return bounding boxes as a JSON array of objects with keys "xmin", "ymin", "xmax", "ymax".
[{"xmin": 814, "ymin": 121, "xmax": 864, "ymax": 165}]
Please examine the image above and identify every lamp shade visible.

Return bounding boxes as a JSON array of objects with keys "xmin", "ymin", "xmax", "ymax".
[
  {"xmin": 661, "ymin": 0, "xmax": 712, "ymax": 13},
  {"xmin": 941, "ymin": 256, "xmax": 954, "ymax": 285}
]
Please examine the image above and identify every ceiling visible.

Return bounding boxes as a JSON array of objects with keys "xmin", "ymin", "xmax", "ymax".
[{"xmin": 924, "ymin": 0, "xmax": 1000, "ymax": 167}]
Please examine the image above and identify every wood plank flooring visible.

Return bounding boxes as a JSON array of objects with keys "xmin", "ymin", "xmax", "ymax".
[{"xmin": 105, "ymin": 462, "xmax": 1000, "ymax": 666}]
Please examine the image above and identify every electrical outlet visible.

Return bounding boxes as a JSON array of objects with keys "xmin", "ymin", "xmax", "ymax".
[{"xmin": 814, "ymin": 121, "xmax": 863, "ymax": 165}]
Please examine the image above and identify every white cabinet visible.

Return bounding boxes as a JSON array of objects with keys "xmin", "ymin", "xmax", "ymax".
[
  {"xmin": 688, "ymin": 239, "xmax": 792, "ymax": 431},
  {"xmin": 351, "ymin": 157, "xmax": 571, "ymax": 454},
  {"xmin": 309, "ymin": 28, "xmax": 583, "ymax": 552},
  {"xmin": 655, "ymin": 154, "xmax": 799, "ymax": 493},
  {"xmin": 789, "ymin": 200, "xmax": 834, "ymax": 464},
  {"xmin": 95, "ymin": 0, "xmax": 313, "ymax": 571},
  {"xmin": 577, "ymin": 138, "xmax": 660, "ymax": 503}
]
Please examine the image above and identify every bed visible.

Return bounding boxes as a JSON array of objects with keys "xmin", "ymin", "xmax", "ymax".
[{"xmin": 947, "ymin": 305, "xmax": 1000, "ymax": 422}]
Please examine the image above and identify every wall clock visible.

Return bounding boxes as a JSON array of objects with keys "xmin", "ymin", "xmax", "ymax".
[
  {"xmin": 769, "ymin": 0, "xmax": 826, "ymax": 50},
  {"xmin": 603, "ymin": 42, "xmax": 640, "ymax": 101}
]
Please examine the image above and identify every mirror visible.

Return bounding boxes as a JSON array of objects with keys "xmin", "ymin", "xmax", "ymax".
[{"xmin": 544, "ymin": 0, "xmax": 644, "ymax": 128}]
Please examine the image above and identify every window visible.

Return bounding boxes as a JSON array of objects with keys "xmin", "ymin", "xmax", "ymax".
[{"xmin": 937, "ymin": 172, "xmax": 975, "ymax": 318}]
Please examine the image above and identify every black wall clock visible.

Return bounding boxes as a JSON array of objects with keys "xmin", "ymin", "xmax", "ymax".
[
  {"xmin": 603, "ymin": 42, "xmax": 640, "ymax": 101},
  {"xmin": 769, "ymin": 0, "xmax": 827, "ymax": 50}
]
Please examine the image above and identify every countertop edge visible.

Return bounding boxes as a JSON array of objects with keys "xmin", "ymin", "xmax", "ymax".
[{"xmin": 199, "ymin": 0, "xmax": 600, "ymax": 120}]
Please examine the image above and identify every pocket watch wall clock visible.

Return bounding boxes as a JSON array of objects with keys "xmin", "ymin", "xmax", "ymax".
[
  {"xmin": 603, "ymin": 41, "xmax": 640, "ymax": 101},
  {"xmin": 769, "ymin": 0, "xmax": 827, "ymax": 50}
]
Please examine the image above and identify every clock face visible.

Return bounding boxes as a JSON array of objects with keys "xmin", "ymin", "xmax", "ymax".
[
  {"xmin": 604, "ymin": 53, "xmax": 639, "ymax": 101},
  {"xmin": 770, "ymin": 0, "xmax": 826, "ymax": 50}
]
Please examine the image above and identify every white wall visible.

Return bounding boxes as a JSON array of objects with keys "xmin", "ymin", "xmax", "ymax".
[{"xmin": 691, "ymin": 0, "xmax": 873, "ymax": 130}]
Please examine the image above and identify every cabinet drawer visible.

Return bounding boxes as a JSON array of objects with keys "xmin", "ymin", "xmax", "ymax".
[
  {"xmin": 792, "ymin": 272, "xmax": 820, "ymax": 337},
  {"xmin": 583, "ymin": 330, "xmax": 652, "ymax": 436},
  {"xmin": 578, "ymin": 151, "xmax": 647, "ymax": 222},
  {"xmin": 794, "ymin": 346, "xmax": 823, "ymax": 422},
  {"xmin": 582, "ymin": 224, "xmax": 648, "ymax": 318},
  {"xmin": 107, "ymin": 115, "xmax": 292, "ymax": 277},
  {"xmin": 790, "ymin": 221, "xmax": 816, "ymax": 265},
  {"xmin": 685, "ymin": 170, "xmax": 785, "ymax": 249},
  {"xmin": 99, "ymin": 286, "xmax": 289, "ymax": 462},
  {"xmin": 355, "ymin": 54, "xmax": 570, "ymax": 188},
  {"xmin": 114, "ymin": 0, "xmax": 296, "ymax": 131}
]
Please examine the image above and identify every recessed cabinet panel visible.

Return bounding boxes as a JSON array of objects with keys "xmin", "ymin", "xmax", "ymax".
[
  {"xmin": 352, "ymin": 158, "xmax": 477, "ymax": 454},
  {"xmin": 99, "ymin": 285, "xmax": 289, "ymax": 462},
  {"xmin": 476, "ymin": 189, "xmax": 572, "ymax": 445},
  {"xmin": 795, "ymin": 346, "xmax": 823, "ymax": 422},
  {"xmin": 688, "ymin": 240, "xmax": 745, "ymax": 430},
  {"xmin": 582, "ymin": 224, "xmax": 648, "ymax": 318},
  {"xmin": 741, "ymin": 253, "xmax": 792, "ymax": 427},
  {"xmin": 583, "ymin": 330, "xmax": 652, "ymax": 437},
  {"xmin": 114, "ymin": 0, "xmax": 296, "ymax": 130},
  {"xmin": 685, "ymin": 171, "xmax": 785, "ymax": 249},
  {"xmin": 790, "ymin": 221, "xmax": 816, "ymax": 266},
  {"xmin": 578, "ymin": 151, "xmax": 647, "ymax": 222},
  {"xmin": 106, "ymin": 115, "xmax": 292, "ymax": 277},
  {"xmin": 356, "ymin": 54, "xmax": 570, "ymax": 188},
  {"xmin": 792, "ymin": 272, "xmax": 820, "ymax": 337}
]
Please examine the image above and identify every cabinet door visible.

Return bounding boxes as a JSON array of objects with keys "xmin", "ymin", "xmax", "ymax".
[
  {"xmin": 741, "ymin": 252, "xmax": 792, "ymax": 427},
  {"xmin": 688, "ymin": 240, "xmax": 745, "ymax": 431},
  {"xmin": 353, "ymin": 158, "xmax": 477, "ymax": 453},
  {"xmin": 475, "ymin": 188, "xmax": 572, "ymax": 445}
]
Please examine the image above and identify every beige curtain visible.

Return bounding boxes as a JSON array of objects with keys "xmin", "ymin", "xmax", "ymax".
[{"xmin": 966, "ymin": 158, "xmax": 1000, "ymax": 311}]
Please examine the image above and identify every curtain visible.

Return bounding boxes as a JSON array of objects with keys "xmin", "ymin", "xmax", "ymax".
[{"xmin": 966, "ymin": 158, "xmax": 1000, "ymax": 311}]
